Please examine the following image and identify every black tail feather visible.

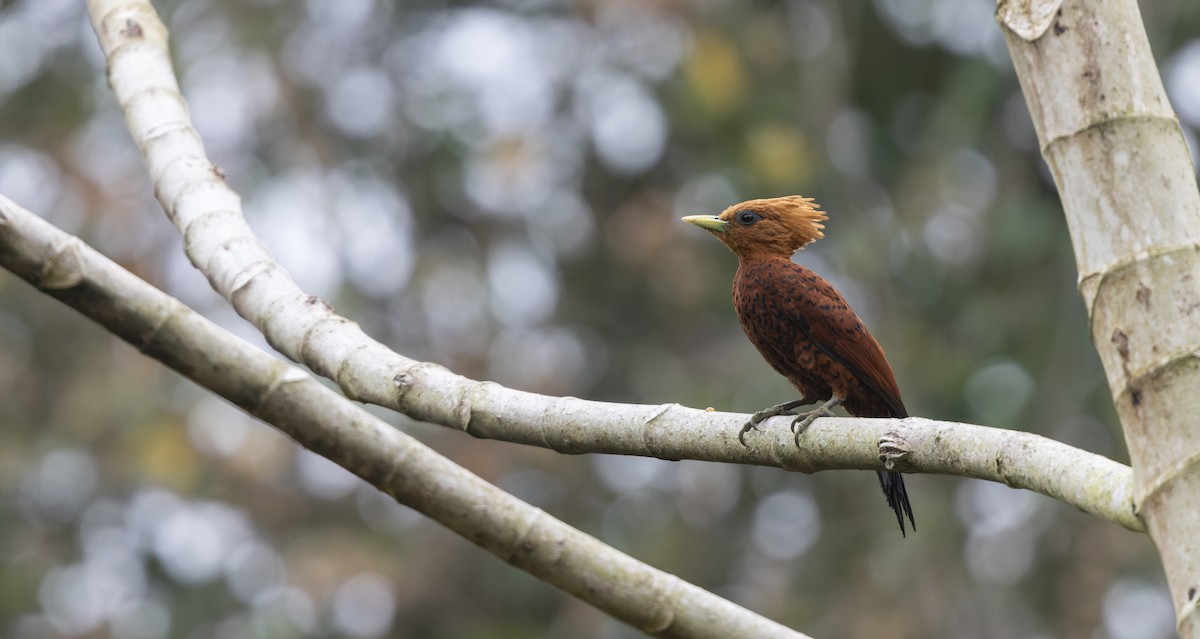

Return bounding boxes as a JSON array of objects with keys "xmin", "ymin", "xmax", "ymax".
[{"xmin": 877, "ymin": 471, "xmax": 916, "ymax": 537}]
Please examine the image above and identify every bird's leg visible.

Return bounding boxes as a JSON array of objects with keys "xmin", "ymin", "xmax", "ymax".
[
  {"xmin": 739, "ymin": 398, "xmax": 810, "ymax": 446},
  {"xmin": 791, "ymin": 396, "xmax": 841, "ymax": 446}
]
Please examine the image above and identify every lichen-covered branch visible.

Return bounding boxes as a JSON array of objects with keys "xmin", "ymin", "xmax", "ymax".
[
  {"xmin": 998, "ymin": 0, "xmax": 1200, "ymax": 632},
  {"xmin": 0, "ymin": 195, "xmax": 808, "ymax": 639}
]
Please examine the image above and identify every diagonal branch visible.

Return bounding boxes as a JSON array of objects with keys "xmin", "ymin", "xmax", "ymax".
[
  {"xmin": 0, "ymin": 194, "xmax": 808, "ymax": 639},
  {"xmin": 82, "ymin": 0, "xmax": 1142, "ymax": 533}
]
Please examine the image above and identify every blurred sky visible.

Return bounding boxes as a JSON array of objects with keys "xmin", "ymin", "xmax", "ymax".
[{"xmin": 1, "ymin": 0, "xmax": 1199, "ymax": 637}]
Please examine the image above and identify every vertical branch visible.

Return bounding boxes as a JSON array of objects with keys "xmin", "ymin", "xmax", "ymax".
[{"xmin": 998, "ymin": 0, "xmax": 1200, "ymax": 632}]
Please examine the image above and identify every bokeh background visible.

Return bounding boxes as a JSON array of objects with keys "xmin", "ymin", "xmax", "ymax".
[{"xmin": 2, "ymin": 0, "xmax": 1200, "ymax": 637}]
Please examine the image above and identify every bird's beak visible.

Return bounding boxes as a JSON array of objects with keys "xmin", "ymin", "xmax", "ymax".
[{"xmin": 681, "ymin": 215, "xmax": 729, "ymax": 233}]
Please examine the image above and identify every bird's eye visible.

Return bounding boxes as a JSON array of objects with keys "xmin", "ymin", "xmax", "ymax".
[{"xmin": 736, "ymin": 210, "xmax": 762, "ymax": 226}]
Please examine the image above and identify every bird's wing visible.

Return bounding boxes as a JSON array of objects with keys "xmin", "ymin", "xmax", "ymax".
[{"xmin": 780, "ymin": 265, "xmax": 907, "ymax": 418}]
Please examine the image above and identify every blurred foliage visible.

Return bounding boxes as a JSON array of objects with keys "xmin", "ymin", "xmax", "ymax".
[{"xmin": 2, "ymin": 0, "xmax": 1200, "ymax": 637}]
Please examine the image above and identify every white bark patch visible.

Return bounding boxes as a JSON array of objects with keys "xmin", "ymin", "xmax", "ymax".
[{"xmin": 996, "ymin": 0, "xmax": 1066, "ymax": 42}]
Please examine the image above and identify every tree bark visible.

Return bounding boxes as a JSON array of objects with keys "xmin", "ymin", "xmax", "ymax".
[{"xmin": 998, "ymin": 0, "xmax": 1200, "ymax": 632}]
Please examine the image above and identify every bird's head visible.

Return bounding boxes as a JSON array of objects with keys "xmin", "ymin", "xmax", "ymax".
[{"xmin": 681, "ymin": 195, "xmax": 827, "ymax": 259}]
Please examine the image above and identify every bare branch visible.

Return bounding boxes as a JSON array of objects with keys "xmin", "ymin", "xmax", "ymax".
[
  {"xmin": 0, "ymin": 194, "xmax": 809, "ymax": 639},
  {"xmin": 82, "ymin": 0, "xmax": 1141, "ymax": 534},
  {"xmin": 395, "ymin": 372, "xmax": 1143, "ymax": 531}
]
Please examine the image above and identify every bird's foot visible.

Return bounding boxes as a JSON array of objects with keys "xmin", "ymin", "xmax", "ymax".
[
  {"xmin": 739, "ymin": 398, "xmax": 810, "ymax": 446},
  {"xmin": 790, "ymin": 396, "xmax": 842, "ymax": 447}
]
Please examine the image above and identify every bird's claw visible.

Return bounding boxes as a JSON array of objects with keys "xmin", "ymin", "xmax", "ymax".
[
  {"xmin": 790, "ymin": 407, "xmax": 835, "ymax": 447},
  {"xmin": 739, "ymin": 398, "xmax": 810, "ymax": 446},
  {"xmin": 748, "ymin": 406, "xmax": 786, "ymax": 427},
  {"xmin": 738, "ymin": 421, "xmax": 757, "ymax": 447},
  {"xmin": 736, "ymin": 411, "xmax": 767, "ymax": 446}
]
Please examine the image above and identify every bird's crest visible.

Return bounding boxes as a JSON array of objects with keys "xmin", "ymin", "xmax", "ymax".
[
  {"xmin": 721, "ymin": 195, "xmax": 826, "ymax": 244},
  {"xmin": 707, "ymin": 195, "xmax": 828, "ymax": 259}
]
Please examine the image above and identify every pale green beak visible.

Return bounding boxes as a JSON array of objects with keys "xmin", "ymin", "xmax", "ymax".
[{"xmin": 681, "ymin": 215, "xmax": 728, "ymax": 232}]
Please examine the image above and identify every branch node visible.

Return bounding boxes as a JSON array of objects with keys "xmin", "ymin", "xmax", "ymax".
[
  {"xmin": 41, "ymin": 239, "xmax": 86, "ymax": 290},
  {"xmin": 305, "ymin": 295, "xmax": 333, "ymax": 312},
  {"xmin": 643, "ymin": 403, "xmax": 681, "ymax": 459},
  {"xmin": 878, "ymin": 427, "xmax": 912, "ymax": 471},
  {"xmin": 996, "ymin": 0, "xmax": 1064, "ymax": 41},
  {"xmin": 120, "ymin": 18, "xmax": 143, "ymax": 38},
  {"xmin": 506, "ymin": 509, "xmax": 561, "ymax": 566},
  {"xmin": 641, "ymin": 576, "xmax": 679, "ymax": 635},
  {"xmin": 393, "ymin": 362, "xmax": 442, "ymax": 398},
  {"xmin": 455, "ymin": 380, "xmax": 495, "ymax": 433}
]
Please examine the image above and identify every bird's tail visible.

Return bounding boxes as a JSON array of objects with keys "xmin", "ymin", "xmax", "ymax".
[{"xmin": 877, "ymin": 471, "xmax": 916, "ymax": 537}]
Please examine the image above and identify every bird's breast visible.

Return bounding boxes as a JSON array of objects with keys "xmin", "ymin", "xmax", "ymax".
[
  {"xmin": 731, "ymin": 259, "xmax": 906, "ymax": 418},
  {"xmin": 732, "ymin": 261, "xmax": 831, "ymax": 396}
]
